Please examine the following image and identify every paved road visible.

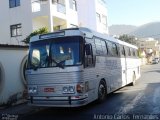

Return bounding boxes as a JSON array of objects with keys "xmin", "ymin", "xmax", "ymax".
[{"xmin": 2, "ymin": 63, "xmax": 160, "ymax": 120}]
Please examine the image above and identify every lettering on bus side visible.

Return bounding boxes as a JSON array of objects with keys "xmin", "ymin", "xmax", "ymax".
[{"xmin": 105, "ymin": 60, "xmax": 118, "ymax": 69}]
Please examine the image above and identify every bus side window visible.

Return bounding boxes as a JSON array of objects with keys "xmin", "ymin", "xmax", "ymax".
[
  {"xmin": 130, "ymin": 48, "xmax": 132, "ymax": 57},
  {"xmin": 120, "ymin": 45, "xmax": 125, "ymax": 57},
  {"xmin": 106, "ymin": 41, "xmax": 118, "ymax": 57},
  {"xmin": 136, "ymin": 50, "xmax": 138, "ymax": 57},
  {"xmin": 124, "ymin": 47, "xmax": 128, "ymax": 57},
  {"xmin": 101, "ymin": 40, "xmax": 107, "ymax": 55},
  {"xmin": 125, "ymin": 47, "xmax": 131, "ymax": 57},
  {"xmin": 132, "ymin": 49, "xmax": 136, "ymax": 57},
  {"xmin": 95, "ymin": 38, "xmax": 103, "ymax": 55},
  {"xmin": 128, "ymin": 48, "xmax": 131, "ymax": 56},
  {"xmin": 94, "ymin": 38, "xmax": 107, "ymax": 56},
  {"xmin": 113, "ymin": 43, "xmax": 118, "ymax": 56}
]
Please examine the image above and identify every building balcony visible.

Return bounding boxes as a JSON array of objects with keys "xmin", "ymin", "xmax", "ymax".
[
  {"xmin": 31, "ymin": 0, "xmax": 78, "ymax": 32},
  {"xmin": 31, "ymin": 0, "xmax": 66, "ymax": 18}
]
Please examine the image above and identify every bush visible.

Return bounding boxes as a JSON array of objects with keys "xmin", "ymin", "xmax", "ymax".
[{"xmin": 23, "ymin": 27, "xmax": 48, "ymax": 44}]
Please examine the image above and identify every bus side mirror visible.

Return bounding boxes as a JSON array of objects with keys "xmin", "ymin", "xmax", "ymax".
[{"xmin": 85, "ymin": 44, "xmax": 92, "ymax": 55}]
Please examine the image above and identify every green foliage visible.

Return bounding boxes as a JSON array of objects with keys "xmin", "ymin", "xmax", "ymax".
[
  {"xmin": 23, "ymin": 27, "xmax": 48, "ymax": 44},
  {"xmin": 119, "ymin": 34, "xmax": 137, "ymax": 45}
]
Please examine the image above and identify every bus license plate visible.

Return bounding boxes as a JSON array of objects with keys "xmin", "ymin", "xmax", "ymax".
[{"xmin": 44, "ymin": 88, "xmax": 54, "ymax": 92}]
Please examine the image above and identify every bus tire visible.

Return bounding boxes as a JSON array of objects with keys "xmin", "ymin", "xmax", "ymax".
[
  {"xmin": 131, "ymin": 73, "xmax": 136, "ymax": 86},
  {"xmin": 97, "ymin": 80, "xmax": 107, "ymax": 102}
]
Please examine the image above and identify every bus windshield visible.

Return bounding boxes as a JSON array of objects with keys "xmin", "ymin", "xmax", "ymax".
[{"xmin": 27, "ymin": 36, "xmax": 83, "ymax": 69}]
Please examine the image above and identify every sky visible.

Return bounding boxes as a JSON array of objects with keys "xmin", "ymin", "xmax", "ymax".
[{"xmin": 106, "ymin": 0, "xmax": 160, "ymax": 26}]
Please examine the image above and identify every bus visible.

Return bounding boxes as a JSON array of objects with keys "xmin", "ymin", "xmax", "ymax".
[{"xmin": 26, "ymin": 27, "xmax": 141, "ymax": 107}]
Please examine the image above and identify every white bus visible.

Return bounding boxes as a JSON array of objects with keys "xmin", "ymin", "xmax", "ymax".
[{"xmin": 26, "ymin": 28, "xmax": 141, "ymax": 107}]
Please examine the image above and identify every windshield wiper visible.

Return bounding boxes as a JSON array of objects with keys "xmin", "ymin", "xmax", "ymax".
[
  {"xmin": 50, "ymin": 58, "xmax": 65, "ymax": 69},
  {"xmin": 32, "ymin": 64, "xmax": 40, "ymax": 71}
]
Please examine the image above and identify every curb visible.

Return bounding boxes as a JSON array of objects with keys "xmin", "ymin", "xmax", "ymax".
[{"xmin": 0, "ymin": 99, "xmax": 27, "ymax": 110}]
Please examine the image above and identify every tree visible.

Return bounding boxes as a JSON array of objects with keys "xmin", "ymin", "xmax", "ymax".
[
  {"xmin": 23, "ymin": 27, "xmax": 48, "ymax": 44},
  {"xmin": 119, "ymin": 34, "xmax": 137, "ymax": 45}
]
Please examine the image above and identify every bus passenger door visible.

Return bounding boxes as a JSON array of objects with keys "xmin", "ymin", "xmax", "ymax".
[
  {"xmin": 121, "ymin": 46, "xmax": 127, "ymax": 86},
  {"xmin": 84, "ymin": 43, "xmax": 96, "ymax": 99}
]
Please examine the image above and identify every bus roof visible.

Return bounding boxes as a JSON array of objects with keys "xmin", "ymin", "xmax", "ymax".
[{"xmin": 30, "ymin": 27, "xmax": 138, "ymax": 49}]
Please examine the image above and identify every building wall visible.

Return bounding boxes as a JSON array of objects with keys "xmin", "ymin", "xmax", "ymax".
[
  {"xmin": 95, "ymin": 0, "xmax": 108, "ymax": 34},
  {"xmin": 77, "ymin": 0, "xmax": 108, "ymax": 34},
  {"xmin": 65, "ymin": 0, "xmax": 78, "ymax": 28},
  {"xmin": 0, "ymin": 0, "xmax": 32, "ymax": 45},
  {"xmin": 77, "ymin": 0, "xmax": 97, "ymax": 31}
]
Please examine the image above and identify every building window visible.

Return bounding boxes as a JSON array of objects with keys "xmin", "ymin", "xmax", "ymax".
[
  {"xmin": 53, "ymin": 0, "xmax": 65, "ymax": 5},
  {"xmin": 69, "ymin": 0, "xmax": 77, "ymax": 11},
  {"xmin": 96, "ymin": 13, "xmax": 101, "ymax": 23},
  {"xmin": 9, "ymin": 0, "xmax": 20, "ymax": 8},
  {"xmin": 31, "ymin": 0, "xmax": 41, "ymax": 12},
  {"xmin": 72, "ymin": 0, "xmax": 77, "ymax": 11},
  {"xmin": 102, "ymin": 15, "xmax": 107, "ymax": 25},
  {"xmin": 10, "ymin": 24, "xmax": 22, "ymax": 37}
]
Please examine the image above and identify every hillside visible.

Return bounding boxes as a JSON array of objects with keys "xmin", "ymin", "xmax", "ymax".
[
  {"xmin": 109, "ymin": 22, "xmax": 160, "ymax": 39},
  {"xmin": 109, "ymin": 25, "xmax": 137, "ymax": 35},
  {"xmin": 130, "ymin": 22, "xmax": 160, "ymax": 38}
]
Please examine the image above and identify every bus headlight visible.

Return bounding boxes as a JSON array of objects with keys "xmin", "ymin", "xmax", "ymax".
[
  {"xmin": 28, "ymin": 86, "xmax": 37, "ymax": 94},
  {"xmin": 62, "ymin": 86, "xmax": 75, "ymax": 94},
  {"xmin": 69, "ymin": 86, "xmax": 75, "ymax": 93}
]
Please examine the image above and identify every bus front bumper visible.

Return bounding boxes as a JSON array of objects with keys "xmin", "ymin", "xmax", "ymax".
[{"xmin": 27, "ymin": 95, "xmax": 88, "ymax": 107}]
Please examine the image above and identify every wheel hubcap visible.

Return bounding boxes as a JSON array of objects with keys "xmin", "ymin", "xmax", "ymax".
[{"xmin": 99, "ymin": 84, "xmax": 105, "ymax": 99}]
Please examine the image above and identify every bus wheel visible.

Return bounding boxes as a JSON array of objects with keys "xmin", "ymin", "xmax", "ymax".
[
  {"xmin": 131, "ymin": 73, "xmax": 136, "ymax": 86},
  {"xmin": 97, "ymin": 81, "xmax": 107, "ymax": 102}
]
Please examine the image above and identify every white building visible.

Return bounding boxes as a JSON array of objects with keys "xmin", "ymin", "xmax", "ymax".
[
  {"xmin": 0, "ymin": 0, "xmax": 32, "ymax": 45},
  {"xmin": 77, "ymin": 0, "xmax": 108, "ymax": 34},
  {"xmin": 0, "ymin": 0, "xmax": 108, "ymax": 105},
  {"xmin": 0, "ymin": 0, "xmax": 108, "ymax": 45}
]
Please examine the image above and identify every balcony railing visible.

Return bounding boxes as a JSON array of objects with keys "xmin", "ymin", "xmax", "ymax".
[{"xmin": 32, "ymin": 0, "xmax": 66, "ymax": 14}]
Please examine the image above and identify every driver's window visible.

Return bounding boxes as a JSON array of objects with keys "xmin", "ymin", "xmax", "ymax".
[{"xmin": 85, "ymin": 43, "xmax": 94, "ymax": 68}]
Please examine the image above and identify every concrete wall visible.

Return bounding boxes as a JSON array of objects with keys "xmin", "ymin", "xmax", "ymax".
[{"xmin": 0, "ymin": 46, "xmax": 28, "ymax": 104}]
